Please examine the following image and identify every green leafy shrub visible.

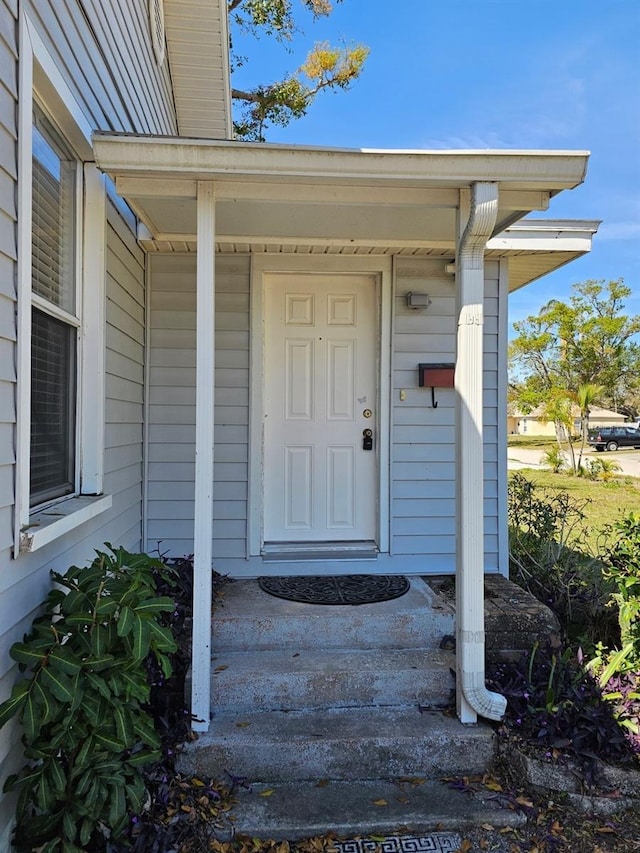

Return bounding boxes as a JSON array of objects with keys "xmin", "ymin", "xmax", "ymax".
[
  {"xmin": 508, "ymin": 474, "xmax": 615, "ymax": 649},
  {"xmin": 586, "ymin": 513, "xmax": 640, "ymax": 742},
  {"xmin": 0, "ymin": 545, "xmax": 177, "ymax": 852},
  {"xmin": 603, "ymin": 513, "xmax": 640, "ymax": 661}
]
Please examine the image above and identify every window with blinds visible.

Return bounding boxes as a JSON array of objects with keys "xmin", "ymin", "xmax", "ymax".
[{"xmin": 30, "ymin": 105, "xmax": 78, "ymax": 507}]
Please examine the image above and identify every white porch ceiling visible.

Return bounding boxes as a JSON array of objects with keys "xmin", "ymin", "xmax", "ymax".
[{"xmin": 93, "ymin": 134, "xmax": 596, "ymax": 290}]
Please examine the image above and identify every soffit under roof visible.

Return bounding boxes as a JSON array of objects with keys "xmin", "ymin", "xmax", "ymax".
[{"xmin": 163, "ymin": 0, "xmax": 232, "ymax": 138}]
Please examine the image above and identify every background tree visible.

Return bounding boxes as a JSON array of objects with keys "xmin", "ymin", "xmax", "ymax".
[
  {"xmin": 510, "ymin": 279, "xmax": 640, "ymax": 410},
  {"xmin": 509, "ymin": 279, "xmax": 640, "ymax": 470},
  {"xmin": 229, "ymin": 0, "xmax": 368, "ymax": 140}
]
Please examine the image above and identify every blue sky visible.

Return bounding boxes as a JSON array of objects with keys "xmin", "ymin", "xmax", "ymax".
[{"xmin": 232, "ymin": 0, "xmax": 640, "ymax": 332}]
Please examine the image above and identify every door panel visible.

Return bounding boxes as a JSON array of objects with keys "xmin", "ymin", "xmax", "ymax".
[
  {"xmin": 285, "ymin": 340, "xmax": 313, "ymax": 420},
  {"xmin": 284, "ymin": 445, "xmax": 313, "ymax": 529},
  {"xmin": 264, "ymin": 274, "xmax": 377, "ymax": 543},
  {"xmin": 327, "ymin": 445, "xmax": 355, "ymax": 529}
]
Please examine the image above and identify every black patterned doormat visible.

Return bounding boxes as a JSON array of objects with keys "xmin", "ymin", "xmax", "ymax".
[
  {"xmin": 332, "ymin": 835, "xmax": 462, "ymax": 853},
  {"xmin": 257, "ymin": 575, "xmax": 410, "ymax": 605}
]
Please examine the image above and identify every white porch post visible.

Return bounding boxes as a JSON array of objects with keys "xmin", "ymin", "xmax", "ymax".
[
  {"xmin": 455, "ymin": 183, "xmax": 506, "ymax": 724},
  {"xmin": 191, "ymin": 181, "xmax": 216, "ymax": 732}
]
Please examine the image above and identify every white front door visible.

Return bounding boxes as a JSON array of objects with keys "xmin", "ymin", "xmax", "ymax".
[{"xmin": 264, "ymin": 273, "xmax": 378, "ymax": 543}]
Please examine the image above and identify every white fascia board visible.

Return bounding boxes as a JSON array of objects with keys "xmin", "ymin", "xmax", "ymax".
[
  {"xmin": 218, "ymin": 0, "xmax": 233, "ymax": 137},
  {"xmin": 488, "ymin": 221, "xmax": 599, "ymax": 253},
  {"xmin": 93, "ymin": 134, "xmax": 590, "ymax": 191},
  {"xmin": 506, "ymin": 218, "xmax": 601, "ymax": 233}
]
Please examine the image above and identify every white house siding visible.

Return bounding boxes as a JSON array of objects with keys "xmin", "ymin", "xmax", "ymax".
[
  {"xmin": 0, "ymin": 1, "xmax": 163, "ymax": 837},
  {"xmin": 391, "ymin": 257, "xmax": 500, "ymax": 573},
  {"xmin": 23, "ymin": 0, "xmax": 176, "ymax": 134},
  {"xmin": 0, "ymin": 3, "xmax": 20, "ymax": 840},
  {"xmin": 0, "ymin": 2, "xmax": 17, "ymax": 580},
  {"xmin": 146, "ymin": 255, "xmax": 502, "ymax": 576},
  {"xmin": 146, "ymin": 254, "xmax": 250, "ymax": 559},
  {"xmin": 0, "ymin": 194, "xmax": 146, "ymax": 842}
]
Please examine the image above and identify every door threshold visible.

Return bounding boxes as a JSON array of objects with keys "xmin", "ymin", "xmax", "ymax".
[{"xmin": 261, "ymin": 541, "xmax": 379, "ymax": 562}]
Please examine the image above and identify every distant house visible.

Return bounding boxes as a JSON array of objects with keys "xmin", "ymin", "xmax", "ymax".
[
  {"xmin": 508, "ymin": 405, "xmax": 626, "ymax": 436},
  {"xmin": 0, "ymin": 0, "xmax": 599, "ymax": 842}
]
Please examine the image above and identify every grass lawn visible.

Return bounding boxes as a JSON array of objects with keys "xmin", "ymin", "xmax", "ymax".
[
  {"xmin": 507, "ymin": 435, "xmax": 558, "ymax": 449},
  {"xmin": 509, "ymin": 468, "xmax": 640, "ymax": 548}
]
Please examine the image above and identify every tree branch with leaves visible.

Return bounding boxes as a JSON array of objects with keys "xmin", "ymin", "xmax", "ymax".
[{"xmin": 229, "ymin": 0, "xmax": 369, "ymax": 140}]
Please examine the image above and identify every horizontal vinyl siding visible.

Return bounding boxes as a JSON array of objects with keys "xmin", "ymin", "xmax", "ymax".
[
  {"xmin": 146, "ymin": 254, "xmax": 250, "ymax": 559},
  {"xmin": 0, "ymin": 199, "xmax": 145, "ymax": 838},
  {"xmin": 24, "ymin": 0, "xmax": 176, "ymax": 135},
  {"xmin": 391, "ymin": 257, "xmax": 500, "ymax": 571},
  {"xmin": 103, "ymin": 198, "xmax": 146, "ymax": 549},
  {"xmin": 0, "ymin": 3, "xmax": 18, "ymax": 838},
  {"xmin": 2, "ymin": 0, "xmax": 170, "ymax": 834}
]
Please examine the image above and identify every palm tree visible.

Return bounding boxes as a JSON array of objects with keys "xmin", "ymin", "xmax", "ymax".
[
  {"xmin": 576, "ymin": 383, "xmax": 604, "ymax": 469},
  {"xmin": 539, "ymin": 392, "xmax": 576, "ymax": 472}
]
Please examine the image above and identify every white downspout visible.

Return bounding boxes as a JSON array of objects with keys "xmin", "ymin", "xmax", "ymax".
[
  {"xmin": 455, "ymin": 182, "xmax": 507, "ymax": 724},
  {"xmin": 191, "ymin": 181, "xmax": 216, "ymax": 732}
]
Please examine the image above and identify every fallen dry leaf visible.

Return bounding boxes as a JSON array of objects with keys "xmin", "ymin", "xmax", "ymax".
[
  {"xmin": 373, "ymin": 799, "xmax": 388, "ymax": 806},
  {"xmin": 455, "ymin": 840, "xmax": 472, "ymax": 853},
  {"xmin": 484, "ymin": 778, "xmax": 503, "ymax": 792},
  {"xmin": 214, "ymin": 665, "xmax": 229, "ymax": 672},
  {"xmin": 259, "ymin": 789, "xmax": 275, "ymax": 797},
  {"xmin": 315, "ymin": 779, "xmax": 329, "ymax": 788},
  {"xmin": 516, "ymin": 796, "xmax": 534, "ymax": 807},
  {"xmin": 235, "ymin": 721, "xmax": 251, "ymax": 728}
]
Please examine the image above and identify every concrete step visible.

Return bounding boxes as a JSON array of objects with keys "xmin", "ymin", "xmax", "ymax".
[
  {"xmin": 226, "ymin": 778, "xmax": 525, "ymax": 841},
  {"xmin": 178, "ymin": 707, "xmax": 496, "ymax": 782},
  {"xmin": 211, "ymin": 648, "xmax": 455, "ymax": 712},
  {"xmin": 212, "ymin": 578, "xmax": 454, "ymax": 652}
]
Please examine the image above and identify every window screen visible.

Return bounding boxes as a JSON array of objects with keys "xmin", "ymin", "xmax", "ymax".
[
  {"xmin": 30, "ymin": 308, "xmax": 76, "ymax": 505},
  {"xmin": 30, "ymin": 105, "xmax": 78, "ymax": 507}
]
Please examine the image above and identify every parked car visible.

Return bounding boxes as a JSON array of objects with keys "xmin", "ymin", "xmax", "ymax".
[{"xmin": 587, "ymin": 426, "xmax": 640, "ymax": 451}]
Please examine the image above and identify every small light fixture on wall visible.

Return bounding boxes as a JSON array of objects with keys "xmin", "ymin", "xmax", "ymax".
[{"xmin": 406, "ymin": 292, "xmax": 432, "ymax": 310}]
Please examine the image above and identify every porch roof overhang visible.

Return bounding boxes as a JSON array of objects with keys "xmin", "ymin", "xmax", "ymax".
[{"xmin": 93, "ymin": 134, "xmax": 592, "ymax": 289}]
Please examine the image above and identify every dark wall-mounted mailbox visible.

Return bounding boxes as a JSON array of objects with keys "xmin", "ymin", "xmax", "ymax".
[{"xmin": 418, "ymin": 363, "xmax": 455, "ymax": 408}]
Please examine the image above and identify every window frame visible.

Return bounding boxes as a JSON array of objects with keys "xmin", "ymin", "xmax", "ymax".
[
  {"xmin": 30, "ymin": 102, "xmax": 82, "ymax": 508},
  {"xmin": 15, "ymin": 12, "xmax": 111, "ymax": 556}
]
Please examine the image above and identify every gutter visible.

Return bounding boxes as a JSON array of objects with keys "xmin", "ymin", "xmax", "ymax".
[{"xmin": 455, "ymin": 182, "xmax": 507, "ymax": 723}]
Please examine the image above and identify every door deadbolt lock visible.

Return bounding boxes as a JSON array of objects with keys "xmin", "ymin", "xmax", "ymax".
[{"xmin": 362, "ymin": 428, "xmax": 373, "ymax": 451}]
